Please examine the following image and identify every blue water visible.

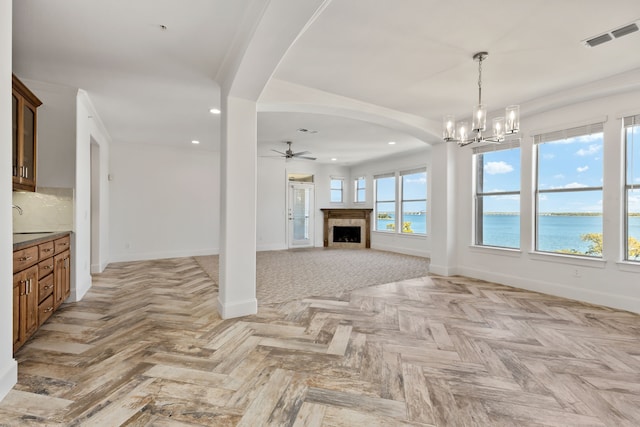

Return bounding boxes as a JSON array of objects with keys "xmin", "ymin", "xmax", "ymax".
[
  {"xmin": 377, "ymin": 214, "xmax": 640, "ymax": 256},
  {"xmin": 482, "ymin": 215, "xmax": 640, "ymax": 254}
]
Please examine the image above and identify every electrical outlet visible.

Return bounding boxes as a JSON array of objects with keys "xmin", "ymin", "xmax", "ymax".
[{"xmin": 573, "ymin": 269, "xmax": 581, "ymax": 278}]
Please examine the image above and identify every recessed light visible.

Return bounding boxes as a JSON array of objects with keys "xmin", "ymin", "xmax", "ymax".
[
  {"xmin": 388, "ymin": 141, "xmax": 396, "ymax": 145},
  {"xmin": 209, "ymin": 108, "xmax": 221, "ymax": 114},
  {"xmin": 331, "ymin": 158, "xmax": 337, "ymax": 161},
  {"xmin": 192, "ymin": 140, "xmax": 200, "ymax": 144},
  {"xmin": 297, "ymin": 128, "xmax": 318, "ymax": 134}
]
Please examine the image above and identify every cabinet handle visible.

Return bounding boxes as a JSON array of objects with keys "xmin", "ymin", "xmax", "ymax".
[
  {"xmin": 43, "ymin": 265, "xmax": 52, "ymax": 270},
  {"xmin": 24, "ymin": 166, "xmax": 28, "ymax": 178},
  {"xmin": 19, "ymin": 280, "xmax": 26, "ymax": 296},
  {"xmin": 44, "ymin": 285, "xmax": 52, "ymax": 290},
  {"xmin": 18, "ymin": 256, "xmax": 33, "ymax": 262},
  {"xmin": 28, "ymin": 278, "xmax": 32, "ymax": 294},
  {"xmin": 19, "ymin": 165, "xmax": 24, "ymax": 178},
  {"xmin": 43, "ymin": 248, "xmax": 52, "ymax": 253},
  {"xmin": 45, "ymin": 307, "xmax": 53, "ymax": 313}
]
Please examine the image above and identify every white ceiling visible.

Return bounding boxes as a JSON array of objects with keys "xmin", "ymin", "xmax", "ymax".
[{"xmin": 12, "ymin": 0, "xmax": 640, "ymax": 165}]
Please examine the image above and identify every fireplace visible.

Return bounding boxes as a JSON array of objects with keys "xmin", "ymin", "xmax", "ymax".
[
  {"xmin": 321, "ymin": 208, "xmax": 373, "ymax": 248},
  {"xmin": 333, "ymin": 226, "xmax": 361, "ymax": 243}
]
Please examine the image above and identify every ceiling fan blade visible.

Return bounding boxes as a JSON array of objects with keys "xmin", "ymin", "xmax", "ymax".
[
  {"xmin": 271, "ymin": 149, "xmax": 286, "ymax": 155},
  {"xmin": 292, "ymin": 150, "xmax": 310, "ymax": 156},
  {"xmin": 296, "ymin": 155, "xmax": 316, "ymax": 160}
]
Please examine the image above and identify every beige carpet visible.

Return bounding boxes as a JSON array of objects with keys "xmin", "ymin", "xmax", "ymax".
[{"xmin": 194, "ymin": 248, "xmax": 430, "ymax": 304}]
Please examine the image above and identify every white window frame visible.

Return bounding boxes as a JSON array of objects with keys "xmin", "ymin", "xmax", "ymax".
[
  {"xmin": 374, "ymin": 173, "xmax": 396, "ymax": 232},
  {"xmin": 624, "ymin": 114, "xmax": 640, "ymax": 262},
  {"xmin": 400, "ymin": 168, "xmax": 427, "ymax": 235},
  {"xmin": 330, "ymin": 176, "xmax": 344, "ymax": 204},
  {"xmin": 354, "ymin": 176, "xmax": 366, "ymax": 203},
  {"xmin": 473, "ymin": 141, "xmax": 520, "ymax": 248},
  {"xmin": 534, "ymin": 122, "xmax": 604, "ymax": 257}
]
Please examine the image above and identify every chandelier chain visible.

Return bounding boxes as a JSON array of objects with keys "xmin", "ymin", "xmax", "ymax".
[{"xmin": 477, "ymin": 55, "xmax": 483, "ymax": 105}]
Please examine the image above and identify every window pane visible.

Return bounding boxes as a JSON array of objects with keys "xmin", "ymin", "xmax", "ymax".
[
  {"xmin": 376, "ymin": 201, "xmax": 395, "ymax": 231},
  {"xmin": 475, "ymin": 147, "xmax": 520, "ymax": 248},
  {"xmin": 402, "ymin": 201, "xmax": 426, "ymax": 234},
  {"xmin": 330, "ymin": 189, "xmax": 342, "ymax": 203},
  {"xmin": 357, "ymin": 188, "xmax": 365, "ymax": 202},
  {"xmin": 355, "ymin": 177, "xmax": 366, "ymax": 202},
  {"xmin": 626, "ymin": 126, "xmax": 640, "ymax": 186},
  {"xmin": 401, "ymin": 171, "xmax": 426, "ymax": 234},
  {"xmin": 376, "ymin": 176, "xmax": 395, "ymax": 201},
  {"xmin": 537, "ymin": 191, "xmax": 603, "ymax": 256},
  {"xmin": 538, "ymin": 133, "xmax": 603, "ymax": 190},
  {"xmin": 479, "ymin": 149, "xmax": 520, "ymax": 193},
  {"xmin": 627, "ymin": 189, "xmax": 640, "ymax": 261},
  {"xmin": 477, "ymin": 195, "xmax": 520, "ymax": 248}
]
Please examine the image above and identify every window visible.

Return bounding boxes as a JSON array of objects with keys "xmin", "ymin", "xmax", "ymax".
[
  {"xmin": 354, "ymin": 177, "xmax": 366, "ymax": 203},
  {"xmin": 330, "ymin": 177, "xmax": 344, "ymax": 203},
  {"xmin": 534, "ymin": 122, "xmax": 604, "ymax": 257},
  {"xmin": 400, "ymin": 168, "xmax": 427, "ymax": 234},
  {"xmin": 473, "ymin": 142, "xmax": 520, "ymax": 249},
  {"xmin": 624, "ymin": 115, "xmax": 640, "ymax": 261},
  {"xmin": 374, "ymin": 173, "xmax": 395, "ymax": 232}
]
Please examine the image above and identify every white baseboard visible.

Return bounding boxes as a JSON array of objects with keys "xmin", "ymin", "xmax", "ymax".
[
  {"xmin": 458, "ymin": 266, "xmax": 640, "ymax": 315},
  {"xmin": 217, "ymin": 297, "xmax": 257, "ymax": 319},
  {"xmin": 0, "ymin": 358, "xmax": 17, "ymax": 403},
  {"xmin": 428, "ymin": 263, "xmax": 457, "ymax": 276},
  {"xmin": 371, "ymin": 242, "xmax": 430, "ymax": 259},
  {"xmin": 257, "ymin": 243, "xmax": 287, "ymax": 252},
  {"xmin": 109, "ymin": 248, "xmax": 220, "ymax": 263}
]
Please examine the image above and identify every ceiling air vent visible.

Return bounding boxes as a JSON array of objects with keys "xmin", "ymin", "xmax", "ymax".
[
  {"xmin": 612, "ymin": 22, "xmax": 638, "ymax": 38},
  {"xmin": 583, "ymin": 19, "xmax": 640, "ymax": 47},
  {"xmin": 585, "ymin": 33, "xmax": 612, "ymax": 47}
]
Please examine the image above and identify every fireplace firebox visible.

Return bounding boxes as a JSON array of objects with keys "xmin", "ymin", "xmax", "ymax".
[{"xmin": 333, "ymin": 226, "xmax": 361, "ymax": 243}]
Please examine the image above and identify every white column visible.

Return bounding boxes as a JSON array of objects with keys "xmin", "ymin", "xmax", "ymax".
[
  {"xmin": 429, "ymin": 142, "xmax": 458, "ymax": 275},
  {"xmin": 217, "ymin": 94, "xmax": 258, "ymax": 319},
  {"xmin": 0, "ymin": 0, "xmax": 17, "ymax": 401}
]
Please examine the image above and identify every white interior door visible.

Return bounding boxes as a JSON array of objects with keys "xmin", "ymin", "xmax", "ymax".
[{"xmin": 288, "ymin": 183, "xmax": 314, "ymax": 248}]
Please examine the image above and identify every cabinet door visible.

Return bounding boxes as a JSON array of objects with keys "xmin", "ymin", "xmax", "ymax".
[
  {"xmin": 54, "ymin": 251, "xmax": 70, "ymax": 309},
  {"xmin": 12, "ymin": 275, "xmax": 22, "ymax": 350},
  {"xmin": 13, "ymin": 265, "xmax": 39, "ymax": 352},
  {"xmin": 21, "ymin": 102, "xmax": 37, "ymax": 187},
  {"xmin": 24, "ymin": 265, "xmax": 39, "ymax": 338},
  {"xmin": 12, "ymin": 93, "xmax": 19, "ymax": 180}
]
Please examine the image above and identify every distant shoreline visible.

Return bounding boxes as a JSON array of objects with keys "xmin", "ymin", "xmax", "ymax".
[{"xmin": 485, "ymin": 212, "xmax": 640, "ymax": 216}]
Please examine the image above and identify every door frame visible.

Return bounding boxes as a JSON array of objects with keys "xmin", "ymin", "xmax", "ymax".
[{"xmin": 287, "ymin": 182, "xmax": 315, "ymax": 248}]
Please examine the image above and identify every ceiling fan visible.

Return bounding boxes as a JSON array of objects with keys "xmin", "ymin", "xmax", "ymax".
[{"xmin": 271, "ymin": 141, "xmax": 316, "ymax": 160}]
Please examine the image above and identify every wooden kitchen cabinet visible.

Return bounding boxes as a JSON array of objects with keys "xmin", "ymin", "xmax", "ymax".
[
  {"xmin": 12, "ymin": 232, "xmax": 71, "ymax": 353},
  {"xmin": 12, "ymin": 74, "xmax": 42, "ymax": 192},
  {"xmin": 13, "ymin": 264, "xmax": 39, "ymax": 353},
  {"xmin": 54, "ymin": 250, "xmax": 71, "ymax": 310}
]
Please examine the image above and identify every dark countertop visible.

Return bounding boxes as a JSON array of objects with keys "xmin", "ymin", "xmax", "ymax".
[{"xmin": 13, "ymin": 231, "xmax": 72, "ymax": 251}]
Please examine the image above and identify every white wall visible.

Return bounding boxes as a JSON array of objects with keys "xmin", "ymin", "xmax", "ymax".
[
  {"xmin": 75, "ymin": 91, "xmax": 110, "ymax": 300},
  {"xmin": 109, "ymin": 142, "xmax": 219, "ymax": 262},
  {"xmin": 454, "ymin": 89, "xmax": 640, "ymax": 314},
  {"xmin": 0, "ymin": 0, "xmax": 16, "ymax": 402},
  {"xmin": 257, "ymin": 157, "xmax": 287, "ymax": 251},
  {"xmin": 21, "ymin": 78, "xmax": 76, "ymax": 188},
  {"xmin": 349, "ymin": 147, "xmax": 431, "ymax": 257}
]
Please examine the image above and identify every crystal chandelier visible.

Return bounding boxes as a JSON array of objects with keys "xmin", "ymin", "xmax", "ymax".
[{"xmin": 442, "ymin": 52, "xmax": 520, "ymax": 147}]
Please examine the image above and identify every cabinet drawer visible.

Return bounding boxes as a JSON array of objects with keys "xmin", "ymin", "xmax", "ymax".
[
  {"xmin": 54, "ymin": 236, "xmax": 70, "ymax": 254},
  {"xmin": 13, "ymin": 246, "xmax": 39, "ymax": 273},
  {"xmin": 38, "ymin": 273, "xmax": 54, "ymax": 302},
  {"xmin": 38, "ymin": 257, "xmax": 54, "ymax": 279},
  {"xmin": 38, "ymin": 294, "xmax": 55, "ymax": 326},
  {"xmin": 39, "ymin": 241, "xmax": 54, "ymax": 259}
]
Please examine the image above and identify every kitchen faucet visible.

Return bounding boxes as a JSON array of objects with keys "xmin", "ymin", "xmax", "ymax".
[{"xmin": 12, "ymin": 204, "xmax": 23, "ymax": 215}]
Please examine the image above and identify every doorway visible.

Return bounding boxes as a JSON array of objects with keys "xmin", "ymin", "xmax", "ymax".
[{"xmin": 288, "ymin": 182, "xmax": 315, "ymax": 248}]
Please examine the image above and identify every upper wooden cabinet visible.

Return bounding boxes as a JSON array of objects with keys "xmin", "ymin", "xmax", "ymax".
[{"xmin": 12, "ymin": 74, "xmax": 42, "ymax": 192}]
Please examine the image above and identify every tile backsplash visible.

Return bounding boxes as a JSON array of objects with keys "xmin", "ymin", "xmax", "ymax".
[{"xmin": 12, "ymin": 187, "xmax": 74, "ymax": 233}]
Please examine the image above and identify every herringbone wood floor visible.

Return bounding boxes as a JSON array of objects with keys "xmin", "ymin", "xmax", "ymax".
[{"xmin": 1, "ymin": 257, "xmax": 639, "ymax": 426}]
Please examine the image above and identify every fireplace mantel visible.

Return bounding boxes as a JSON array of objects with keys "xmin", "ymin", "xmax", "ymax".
[{"xmin": 320, "ymin": 208, "xmax": 373, "ymax": 248}]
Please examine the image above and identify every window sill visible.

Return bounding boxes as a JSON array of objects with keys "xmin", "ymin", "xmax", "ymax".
[
  {"xmin": 616, "ymin": 261, "xmax": 640, "ymax": 273},
  {"xmin": 372, "ymin": 231, "xmax": 427, "ymax": 239},
  {"xmin": 468, "ymin": 245, "xmax": 522, "ymax": 257},
  {"xmin": 528, "ymin": 251, "xmax": 606, "ymax": 268}
]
